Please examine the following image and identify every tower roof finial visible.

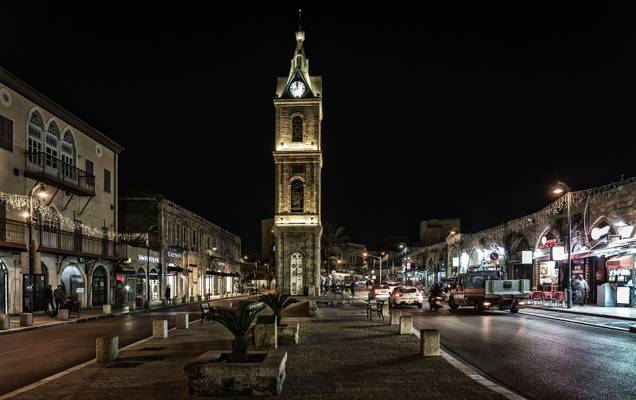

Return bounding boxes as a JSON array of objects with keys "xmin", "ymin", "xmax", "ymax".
[{"xmin": 298, "ymin": 8, "xmax": 303, "ymax": 31}]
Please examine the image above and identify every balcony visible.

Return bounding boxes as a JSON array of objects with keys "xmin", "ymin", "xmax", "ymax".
[
  {"xmin": 0, "ymin": 218, "xmax": 126, "ymax": 260},
  {"xmin": 24, "ymin": 152, "xmax": 95, "ymax": 196}
]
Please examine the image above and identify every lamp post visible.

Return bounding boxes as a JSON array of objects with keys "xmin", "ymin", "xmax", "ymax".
[
  {"xmin": 553, "ymin": 181, "xmax": 573, "ymax": 308},
  {"xmin": 363, "ymin": 252, "xmax": 385, "ymax": 283},
  {"xmin": 24, "ymin": 183, "xmax": 48, "ymax": 314},
  {"xmin": 399, "ymin": 243, "xmax": 408, "ymax": 284},
  {"xmin": 145, "ymin": 224, "xmax": 157, "ymax": 309}
]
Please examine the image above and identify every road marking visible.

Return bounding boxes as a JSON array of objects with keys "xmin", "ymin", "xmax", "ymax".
[
  {"xmin": 411, "ymin": 328, "xmax": 530, "ymax": 400},
  {"xmin": 519, "ymin": 310, "xmax": 630, "ymax": 332}
]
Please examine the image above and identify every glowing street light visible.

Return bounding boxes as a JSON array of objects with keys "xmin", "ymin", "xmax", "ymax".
[{"xmin": 553, "ymin": 181, "xmax": 573, "ymax": 308}]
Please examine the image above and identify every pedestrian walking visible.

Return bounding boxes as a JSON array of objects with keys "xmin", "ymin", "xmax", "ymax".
[
  {"xmin": 350, "ymin": 280, "xmax": 356, "ymax": 299},
  {"xmin": 575, "ymin": 274, "xmax": 588, "ymax": 305},
  {"xmin": 53, "ymin": 285, "xmax": 65, "ymax": 313},
  {"xmin": 44, "ymin": 284, "xmax": 54, "ymax": 317},
  {"xmin": 165, "ymin": 285, "xmax": 171, "ymax": 304}
]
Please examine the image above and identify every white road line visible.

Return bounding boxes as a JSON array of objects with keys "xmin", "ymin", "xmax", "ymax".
[
  {"xmin": 411, "ymin": 327, "xmax": 529, "ymax": 400},
  {"xmin": 519, "ymin": 311, "xmax": 629, "ymax": 332}
]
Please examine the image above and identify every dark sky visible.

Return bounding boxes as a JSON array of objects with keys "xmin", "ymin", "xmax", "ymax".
[{"xmin": 2, "ymin": 5, "xmax": 635, "ymax": 252}]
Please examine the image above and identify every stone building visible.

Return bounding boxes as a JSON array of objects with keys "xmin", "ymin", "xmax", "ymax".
[
  {"xmin": 119, "ymin": 193, "xmax": 242, "ymax": 304},
  {"xmin": 272, "ymin": 24, "xmax": 323, "ymax": 296},
  {"xmin": 0, "ymin": 65, "xmax": 124, "ymax": 314},
  {"xmin": 419, "ymin": 219, "xmax": 460, "ymax": 246},
  {"xmin": 409, "ymin": 178, "xmax": 636, "ymax": 305}
]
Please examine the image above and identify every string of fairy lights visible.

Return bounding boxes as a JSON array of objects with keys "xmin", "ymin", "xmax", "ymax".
[{"xmin": 0, "ymin": 191, "xmax": 148, "ymax": 242}]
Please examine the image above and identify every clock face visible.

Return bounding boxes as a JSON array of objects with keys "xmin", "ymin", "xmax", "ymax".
[{"xmin": 289, "ymin": 81, "xmax": 306, "ymax": 98}]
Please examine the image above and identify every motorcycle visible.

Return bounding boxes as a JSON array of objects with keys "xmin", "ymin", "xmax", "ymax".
[{"xmin": 429, "ymin": 296, "xmax": 444, "ymax": 312}]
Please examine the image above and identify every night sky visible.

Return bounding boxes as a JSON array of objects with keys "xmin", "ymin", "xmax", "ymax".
[{"xmin": 2, "ymin": 5, "xmax": 635, "ymax": 252}]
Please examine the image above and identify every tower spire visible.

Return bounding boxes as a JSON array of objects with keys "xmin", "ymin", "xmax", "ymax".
[{"xmin": 298, "ymin": 8, "xmax": 303, "ymax": 31}]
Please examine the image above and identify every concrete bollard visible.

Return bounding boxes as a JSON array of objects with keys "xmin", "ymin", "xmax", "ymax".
[
  {"xmin": 420, "ymin": 329, "xmax": 440, "ymax": 357},
  {"xmin": 176, "ymin": 313, "xmax": 189, "ymax": 329},
  {"xmin": 57, "ymin": 309, "xmax": 70, "ymax": 321},
  {"xmin": 630, "ymin": 325, "xmax": 636, "ymax": 333},
  {"xmin": 0, "ymin": 313, "xmax": 10, "ymax": 330},
  {"xmin": 128, "ymin": 301, "xmax": 136, "ymax": 312},
  {"xmin": 19, "ymin": 313, "xmax": 33, "ymax": 327},
  {"xmin": 153, "ymin": 320, "xmax": 168, "ymax": 338},
  {"xmin": 255, "ymin": 315, "xmax": 277, "ymax": 349},
  {"xmin": 399, "ymin": 316, "xmax": 413, "ymax": 334},
  {"xmin": 102, "ymin": 304, "xmax": 112, "ymax": 314},
  {"xmin": 96, "ymin": 336, "xmax": 119, "ymax": 363},
  {"xmin": 382, "ymin": 303, "xmax": 389, "ymax": 318},
  {"xmin": 175, "ymin": 297, "xmax": 182, "ymax": 305},
  {"xmin": 390, "ymin": 309, "xmax": 402, "ymax": 325},
  {"xmin": 189, "ymin": 296, "xmax": 195, "ymax": 303}
]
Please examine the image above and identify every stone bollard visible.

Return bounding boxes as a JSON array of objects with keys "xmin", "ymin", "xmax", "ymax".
[
  {"xmin": 57, "ymin": 309, "xmax": 70, "ymax": 321},
  {"xmin": 390, "ymin": 309, "xmax": 402, "ymax": 325},
  {"xmin": 176, "ymin": 313, "xmax": 189, "ymax": 329},
  {"xmin": 255, "ymin": 315, "xmax": 277, "ymax": 349},
  {"xmin": 102, "ymin": 304, "xmax": 112, "ymax": 314},
  {"xmin": 630, "ymin": 325, "xmax": 636, "ymax": 333},
  {"xmin": 153, "ymin": 320, "xmax": 168, "ymax": 338},
  {"xmin": 128, "ymin": 301, "xmax": 136, "ymax": 312},
  {"xmin": 420, "ymin": 329, "xmax": 440, "ymax": 357},
  {"xmin": 0, "ymin": 313, "xmax": 10, "ymax": 330},
  {"xmin": 189, "ymin": 296, "xmax": 195, "ymax": 303},
  {"xmin": 175, "ymin": 296, "xmax": 182, "ymax": 305},
  {"xmin": 96, "ymin": 336, "xmax": 119, "ymax": 363},
  {"xmin": 382, "ymin": 303, "xmax": 390, "ymax": 319},
  {"xmin": 399, "ymin": 316, "xmax": 413, "ymax": 334},
  {"xmin": 19, "ymin": 313, "xmax": 33, "ymax": 327}
]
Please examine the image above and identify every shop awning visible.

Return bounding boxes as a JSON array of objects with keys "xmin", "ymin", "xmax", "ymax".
[
  {"xmin": 607, "ymin": 256, "xmax": 634, "ymax": 270},
  {"xmin": 167, "ymin": 265, "xmax": 185, "ymax": 273},
  {"xmin": 116, "ymin": 265, "xmax": 136, "ymax": 275},
  {"xmin": 206, "ymin": 270, "xmax": 240, "ymax": 277}
]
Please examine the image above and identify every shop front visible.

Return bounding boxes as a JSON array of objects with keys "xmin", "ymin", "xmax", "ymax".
[
  {"xmin": 59, "ymin": 264, "xmax": 85, "ymax": 306},
  {"xmin": 115, "ymin": 264, "xmax": 136, "ymax": 307},
  {"xmin": 22, "ymin": 261, "xmax": 49, "ymax": 312}
]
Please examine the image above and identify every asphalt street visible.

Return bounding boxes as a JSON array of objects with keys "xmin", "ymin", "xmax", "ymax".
[
  {"xmin": 0, "ymin": 299, "xmax": 238, "ymax": 396},
  {"xmin": 400, "ymin": 306, "xmax": 636, "ymax": 400}
]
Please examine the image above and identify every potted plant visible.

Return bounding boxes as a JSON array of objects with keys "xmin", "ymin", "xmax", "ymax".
[
  {"xmin": 259, "ymin": 294, "xmax": 300, "ymax": 345},
  {"xmin": 184, "ymin": 301, "xmax": 288, "ymax": 396},
  {"xmin": 210, "ymin": 301, "xmax": 265, "ymax": 362}
]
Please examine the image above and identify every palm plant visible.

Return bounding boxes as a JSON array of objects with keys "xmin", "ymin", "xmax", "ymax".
[
  {"xmin": 259, "ymin": 293, "xmax": 298, "ymax": 326},
  {"xmin": 209, "ymin": 301, "xmax": 266, "ymax": 362},
  {"xmin": 322, "ymin": 222, "xmax": 350, "ymax": 267}
]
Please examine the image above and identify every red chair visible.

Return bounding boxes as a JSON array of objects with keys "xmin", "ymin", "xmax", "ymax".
[
  {"xmin": 542, "ymin": 291, "xmax": 554, "ymax": 307},
  {"xmin": 531, "ymin": 291, "xmax": 543, "ymax": 305},
  {"xmin": 554, "ymin": 291, "xmax": 566, "ymax": 308}
]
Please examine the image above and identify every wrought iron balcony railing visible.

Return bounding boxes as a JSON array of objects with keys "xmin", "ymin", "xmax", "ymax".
[{"xmin": 24, "ymin": 151, "xmax": 95, "ymax": 196}]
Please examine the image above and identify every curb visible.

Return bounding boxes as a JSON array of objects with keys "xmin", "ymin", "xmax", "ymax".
[
  {"xmin": 525, "ymin": 306, "xmax": 636, "ymax": 322},
  {"xmin": 519, "ymin": 310, "xmax": 630, "ymax": 332}
]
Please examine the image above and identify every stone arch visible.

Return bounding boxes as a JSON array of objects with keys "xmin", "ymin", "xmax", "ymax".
[
  {"xmin": 27, "ymin": 108, "xmax": 45, "ymax": 165},
  {"xmin": 290, "ymin": 178, "xmax": 304, "ymax": 213},
  {"xmin": 59, "ymin": 262, "xmax": 87, "ymax": 306},
  {"xmin": 91, "ymin": 264, "xmax": 108, "ymax": 306},
  {"xmin": 292, "ymin": 115, "xmax": 303, "ymax": 142}
]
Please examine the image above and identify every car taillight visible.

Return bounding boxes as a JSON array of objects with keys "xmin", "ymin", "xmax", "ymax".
[
  {"xmin": 483, "ymin": 301, "xmax": 491, "ymax": 307},
  {"xmin": 395, "ymin": 293, "xmax": 401, "ymax": 297},
  {"xmin": 375, "ymin": 289, "xmax": 379, "ymax": 294}
]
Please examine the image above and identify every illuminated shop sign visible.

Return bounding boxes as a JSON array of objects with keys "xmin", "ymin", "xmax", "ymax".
[
  {"xmin": 167, "ymin": 251, "xmax": 182, "ymax": 259},
  {"xmin": 138, "ymin": 254, "xmax": 160, "ymax": 263},
  {"xmin": 538, "ymin": 236, "xmax": 559, "ymax": 249}
]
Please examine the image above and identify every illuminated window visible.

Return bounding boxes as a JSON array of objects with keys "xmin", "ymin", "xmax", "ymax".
[
  {"xmin": 61, "ymin": 129, "xmax": 76, "ymax": 180},
  {"xmin": 45, "ymin": 121, "xmax": 60, "ymax": 169},
  {"xmin": 290, "ymin": 179, "xmax": 304, "ymax": 213},
  {"xmin": 28, "ymin": 111, "xmax": 44, "ymax": 164},
  {"xmin": 292, "ymin": 116, "xmax": 303, "ymax": 142}
]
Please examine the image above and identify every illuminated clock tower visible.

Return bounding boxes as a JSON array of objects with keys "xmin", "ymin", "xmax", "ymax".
[{"xmin": 272, "ymin": 16, "xmax": 322, "ymax": 296}]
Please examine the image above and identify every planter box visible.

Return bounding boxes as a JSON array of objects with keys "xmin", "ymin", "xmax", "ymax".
[
  {"xmin": 278, "ymin": 322, "xmax": 299, "ymax": 345},
  {"xmin": 185, "ymin": 350, "xmax": 287, "ymax": 396}
]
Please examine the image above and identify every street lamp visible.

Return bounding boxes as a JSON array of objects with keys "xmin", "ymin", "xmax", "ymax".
[
  {"xmin": 145, "ymin": 224, "xmax": 158, "ymax": 309},
  {"xmin": 25, "ymin": 183, "xmax": 48, "ymax": 313},
  {"xmin": 553, "ymin": 181, "xmax": 573, "ymax": 308},
  {"xmin": 363, "ymin": 252, "xmax": 384, "ymax": 283}
]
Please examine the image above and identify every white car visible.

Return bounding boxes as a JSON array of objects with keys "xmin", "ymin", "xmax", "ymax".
[
  {"xmin": 389, "ymin": 286, "xmax": 424, "ymax": 308},
  {"xmin": 368, "ymin": 284, "xmax": 392, "ymax": 301}
]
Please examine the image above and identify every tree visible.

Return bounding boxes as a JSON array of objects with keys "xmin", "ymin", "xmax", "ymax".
[
  {"xmin": 209, "ymin": 302, "xmax": 266, "ymax": 362},
  {"xmin": 321, "ymin": 222, "xmax": 350, "ymax": 268}
]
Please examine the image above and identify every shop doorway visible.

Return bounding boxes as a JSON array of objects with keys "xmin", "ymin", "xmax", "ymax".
[
  {"xmin": 136, "ymin": 268, "xmax": 146, "ymax": 307},
  {"xmin": 0, "ymin": 260, "xmax": 8, "ymax": 314},
  {"xmin": 91, "ymin": 266, "xmax": 107, "ymax": 306},
  {"xmin": 22, "ymin": 263, "xmax": 48, "ymax": 312},
  {"xmin": 149, "ymin": 268, "xmax": 159, "ymax": 302},
  {"xmin": 60, "ymin": 265, "xmax": 85, "ymax": 304}
]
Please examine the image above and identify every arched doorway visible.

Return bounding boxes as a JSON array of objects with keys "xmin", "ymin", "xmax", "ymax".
[
  {"xmin": 290, "ymin": 253, "xmax": 303, "ymax": 295},
  {"xmin": 23, "ymin": 262, "xmax": 48, "ymax": 312},
  {"xmin": 149, "ymin": 268, "xmax": 159, "ymax": 302},
  {"xmin": 91, "ymin": 266, "xmax": 107, "ymax": 306},
  {"xmin": 136, "ymin": 268, "xmax": 146, "ymax": 307},
  {"xmin": 0, "ymin": 260, "xmax": 8, "ymax": 315},
  {"xmin": 60, "ymin": 264, "xmax": 85, "ymax": 305}
]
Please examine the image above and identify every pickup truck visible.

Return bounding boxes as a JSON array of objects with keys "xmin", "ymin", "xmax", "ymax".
[{"xmin": 448, "ymin": 270, "xmax": 531, "ymax": 313}]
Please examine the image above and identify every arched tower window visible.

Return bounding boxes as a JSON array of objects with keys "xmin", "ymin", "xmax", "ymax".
[
  {"xmin": 290, "ymin": 179, "xmax": 304, "ymax": 213},
  {"xmin": 292, "ymin": 116, "xmax": 303, "ymax": 142},
  {"xmin": 28, "ymin": 111, "xmax": 44, "ymax": 165},
  {"xmin": 61, "ymin": 129, "xmax": 76, "ymax": 180},
  {"xmin": 45, "ymin": 121, "xmax": 60, "ymax": 170}
]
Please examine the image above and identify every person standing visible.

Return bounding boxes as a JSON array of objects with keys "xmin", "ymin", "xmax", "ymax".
[
  {"xmin": 350, "ymin": 280, "xmax": 356, "ymax": 299},
  {"xmin": 165, "ymin": 285, "xmax": 171, "ymax": 304},
  {"xmin": 53, "ymin": 285, "xmax": 65, "ymax": 313},
  {"xmin": 576, "ymin": 274, "xmax": 588, "ymax": 306},
  {"xmin": 44, "ymin": 285, "xmax": 54, "ymax": 317}
]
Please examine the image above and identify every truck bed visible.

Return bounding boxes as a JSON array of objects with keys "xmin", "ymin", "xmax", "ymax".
[{"xmin": 485, "ymin": 279, "xmax": 531, "ymax": 297}]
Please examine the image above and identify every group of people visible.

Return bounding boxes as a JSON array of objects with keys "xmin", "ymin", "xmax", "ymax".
[{"xmin": 43, "ymin": 284, "xmax": 69, "ymax": 317}]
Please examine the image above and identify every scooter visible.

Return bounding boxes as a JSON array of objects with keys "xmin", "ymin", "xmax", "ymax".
[{"xmin": 429, "ymin": 296, "xmax": 444, "ymax": 312}]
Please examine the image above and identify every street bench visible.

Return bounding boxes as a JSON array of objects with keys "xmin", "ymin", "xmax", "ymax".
[
  {"xmin": 366, "ymin": 299, "xmax": 385, "ymax": 321},
  {"xmin": 200, "ymin": 303, "xmax": 215, "ymax": 324},
  {"xmin": 60, "ymin": 300, "xmax": 80, "ymax": 318}
]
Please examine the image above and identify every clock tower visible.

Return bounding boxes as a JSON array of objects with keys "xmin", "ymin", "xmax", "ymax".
[{"xmin": 272, "ymin": 17, "xmax": 322, "ymax": 296}]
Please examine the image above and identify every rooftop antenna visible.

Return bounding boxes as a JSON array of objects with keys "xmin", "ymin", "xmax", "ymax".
[{"xmin": 298, "ymin": 8, "xmax": 303, "ymax": 31}]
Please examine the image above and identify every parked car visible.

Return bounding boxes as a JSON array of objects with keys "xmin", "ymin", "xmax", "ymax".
[
  {"xmin": 384, "ymin": 281, "xmax": 400, "ymax": 293},
  {"xmin": 389, "ymin": 286, "xmax": 424, "ymax": 308},
  {"xmin": 368, "ymin": 284, "xmax": 392, "ymax": 301}
]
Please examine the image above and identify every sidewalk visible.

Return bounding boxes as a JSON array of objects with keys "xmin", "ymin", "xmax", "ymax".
[
  {"xmin": 8, "ymin": 302, "xmax": 508, "ymax": 400},
  {"xmin": 1, "ymin": 293, "xmax": 251, "ymax": 336},
  {"xmin": 526, "ymin": 304, "xmax": 636, "ymax": 321}
]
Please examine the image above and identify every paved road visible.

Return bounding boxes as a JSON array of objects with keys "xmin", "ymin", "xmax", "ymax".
[
  {"xmin": 399, "ymin": 306, "xmax": 636, "ymax": 400},
  {"xmin": 0, "ymin": 298, "xmax": 240, "ymax": 396}
]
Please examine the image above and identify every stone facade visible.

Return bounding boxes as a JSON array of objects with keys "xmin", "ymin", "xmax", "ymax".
[
  {"xmin": 0, "ymin": 65, "xmax": 123, "ymax": 314},
  {"xmin": 272, "ymin": 27, "xmax": 322, "ymax": 296}
]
